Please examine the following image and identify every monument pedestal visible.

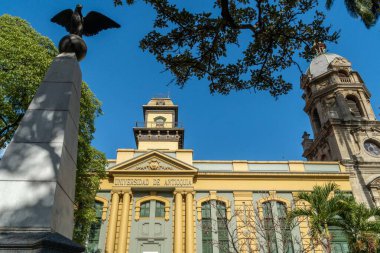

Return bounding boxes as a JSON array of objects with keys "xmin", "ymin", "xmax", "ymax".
[
  {"xmin": 0, "ymin": 232, "xmax": 83, "ymax": 253},
  {"xmin": 0, "ymin": 53, "xmax": 84, "ymax": 252}
]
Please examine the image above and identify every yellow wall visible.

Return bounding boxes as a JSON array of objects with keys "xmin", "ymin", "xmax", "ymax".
[
  {"xmin": 116, "ymin": 149, "xmax": 135, "ymax": 164},
  {"xmin": 146, "ymin": 112, "xmax": 174, "ymax": 128},
  {"xmin": 175, "ymin": 150, "xmax": 193, "ymax": 165},
  {"xmin": 138, "ymin": 141, "xmax": 179, "ymax": 151}
]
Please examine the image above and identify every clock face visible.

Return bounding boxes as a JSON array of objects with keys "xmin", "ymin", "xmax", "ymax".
[{"xmin": 364, "ymin": 140, "xmax": 380, "ymax": 156}]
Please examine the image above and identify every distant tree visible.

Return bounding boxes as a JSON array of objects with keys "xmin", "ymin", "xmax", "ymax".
[
  {"xmin": 114, "ymin": 0, "xmax": 338, "ymax": 97},
  {"xmin": 0, "ymin": 14, "xmax": 107, "ymax": 245},
  {"xmin": 289, "ymin": 182, "xmax": 344, "ymax": 253},
  {"xmin": 325, "ymin": 0, "xmax": 380, "ymax": 28}
]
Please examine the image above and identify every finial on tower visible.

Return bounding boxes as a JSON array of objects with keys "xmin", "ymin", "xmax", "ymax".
[{"xmin": 311, "ymin": 40, "xmax": 326, "ymax": 56}]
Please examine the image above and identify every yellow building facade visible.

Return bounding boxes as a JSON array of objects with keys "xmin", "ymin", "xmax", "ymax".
[{"xmin": 88, "ymin": 97, "xmax": 352, "ymax": 253}]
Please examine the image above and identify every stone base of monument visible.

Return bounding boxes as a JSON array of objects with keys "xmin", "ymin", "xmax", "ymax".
[
  {"xmin": 0, "ymin": 232, "xmax": 84, "ymax": 253},
  {"xmin": 0, "ymin": 53, "xmax": 84, "ymax": 252}
]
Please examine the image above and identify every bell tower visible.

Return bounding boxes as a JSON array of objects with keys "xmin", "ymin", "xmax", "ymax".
[
  {"xmin": 133, "ymin": 98, "xmax": 184, "ymax": 151},
  {"xmin": 301, "ymin": 45, "xmax": 380, "ymax": 207}
]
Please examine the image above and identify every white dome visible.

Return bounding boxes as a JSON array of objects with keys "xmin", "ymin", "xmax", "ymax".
[{"xmin": 308, "ymin": 53, "xmax": 346, "ymax": 78}]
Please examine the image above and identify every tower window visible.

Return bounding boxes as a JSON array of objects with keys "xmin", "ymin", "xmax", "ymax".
[
  {"xmin": 154, "ymin": 116, "xmax": 166, "ymax": 127},
  {"xmin": 338, "ymin": 71, "xmax": 350, "ymax": 83},
  {"xmin": 346, "ymin": 95, "xmax": 363, "ymax": 118},
  {"xmin": 312, "ymin": 109, "xmax": 322, "ymax": 133}
]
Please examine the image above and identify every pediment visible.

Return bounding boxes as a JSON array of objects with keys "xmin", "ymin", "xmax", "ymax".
[{"xmin": 108, "ymin": 150, "xmax": 198, "ymax": 174}]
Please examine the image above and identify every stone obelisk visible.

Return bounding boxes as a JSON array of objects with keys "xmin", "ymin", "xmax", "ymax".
[{"xmin": 0, "ymin": 53, "xmax": 84, "ymax": 252}]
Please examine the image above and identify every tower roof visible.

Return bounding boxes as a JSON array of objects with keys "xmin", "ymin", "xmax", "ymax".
[
  {"xmin": 307, "ymin": 53, "xmax": 349, "ymax": 78},
  {"xmin": 142, "ymin": 97, "xmax": 178, "ymax": 121}
]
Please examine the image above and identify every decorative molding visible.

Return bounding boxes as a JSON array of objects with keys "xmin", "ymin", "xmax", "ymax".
[
  {"xmin": 369, "ymin": 177, "xmax": 380, "ymax": 189},
  {"xmin": 257, "ymin": 192, "xmax": 291, "ymax": 219},
  {"xmin": 135, "ymin": 159, "xmax": 175, "ymax": 171},
  {"xmin": 196, "ymin": 194, "xmax": 231, "ymax": 221}
]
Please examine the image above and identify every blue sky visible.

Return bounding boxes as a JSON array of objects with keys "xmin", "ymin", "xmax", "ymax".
[{"xmin": 1, "ymin": 1, "xmax": 380, "ymax": 161}]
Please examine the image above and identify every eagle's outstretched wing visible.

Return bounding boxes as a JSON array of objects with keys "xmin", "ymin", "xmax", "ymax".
[
  {"xmin": 83, "ymin": 11, "xmax": 121, "ymax": 36},
  {"xmin": 51, "ymin": 9, "xmax": 73, "ymax": 33}
]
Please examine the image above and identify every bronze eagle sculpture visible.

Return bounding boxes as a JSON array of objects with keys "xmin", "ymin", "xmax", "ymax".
[{"xmin": 51, "ymin": 4, "xmax": 120, "ymax": 37}]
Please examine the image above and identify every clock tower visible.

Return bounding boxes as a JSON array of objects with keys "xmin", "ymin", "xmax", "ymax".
[
  {"xmin": 301, "ymin": 48, "xmax": 380, "ymax": 207},
  {"xmin": 133, "ymin": 98, "xmax": 184, "ymax": 151}
]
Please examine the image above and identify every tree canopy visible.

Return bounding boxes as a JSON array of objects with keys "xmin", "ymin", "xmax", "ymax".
[
  {"xmin": 326, "ymin": 0, "xmax": 380, "ymax": 28},
  {"xmin": 0, "ymin": 14, "xmax": 107, "ymax": 245},
  {"xmin": 114, "ymin": 0, "xmax": 339, "ymax": 97}
]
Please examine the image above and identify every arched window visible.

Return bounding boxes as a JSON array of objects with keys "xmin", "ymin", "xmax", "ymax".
[
  {"xmin": 346, "ymin": 95, "xmax": 363, "ymax": 118},
  {"xmin": 135, "ymin": 196, "xmax": 170, "ymax": 221},
  {"xmin": 154, "ymin": 116, "xmax": 166, "ymax": 127},
  {"xmin": 312, "ymin": 109, "xmax": 322, "ymax": 133},
  {"xmin": 200, "ymin": 199, "xmax": 230, "ymax": 253},
  {"xmin": 87, "ymin": 201, "xmax": 103, "ymax": 253},
  {"xmin": 262, "ymin": 201, "xmax": 294, "ymax": 253}
]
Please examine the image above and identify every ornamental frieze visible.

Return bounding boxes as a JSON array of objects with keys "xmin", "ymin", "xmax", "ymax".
[{"xmin": 135, "ymin": 159, "xmax": 175, "ymax": 171}]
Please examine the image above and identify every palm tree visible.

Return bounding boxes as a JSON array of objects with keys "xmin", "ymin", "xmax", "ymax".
[
  {"xmin": 325, "ymin": 0, "xmax": 380, "ymax": 28},
  {"xmin": 289, "ymin": 182, "xmax": 344, "ymax": 253},
  {"xmin": 337, "ymin": 196, "xmax": 380, "ymax": 253}
]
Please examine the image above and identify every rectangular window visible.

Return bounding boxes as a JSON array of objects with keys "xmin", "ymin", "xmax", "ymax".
[
  {"xmin": 155, "ymin": 201, "xmax": 165, "ymax": 218},
  {"xmin": 263, "ymin": 202, "xmax": 278, "ymax": 253},
  {"xmin": 276, "ymin": 202, "xmax": 294, "ymax": 253},
  {"xmin": 202, "ymin": 202, "xmax": 213, "ymax": 253},
  {"xmin": 140, "ymin": 201, "xmax": 150, "ymax": 218},
  {"xmin": 87, "ymin": 202, "xmax": 103, "ymax": 253},
  {"xmin": 216, "ymin": 202, "xmax": 229, "ymax": 253}
]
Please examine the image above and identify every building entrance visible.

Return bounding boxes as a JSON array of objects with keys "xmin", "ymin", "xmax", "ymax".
[{"xmin": 130, "ymin": 195, "xmax": 173, "ymax": 253}]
